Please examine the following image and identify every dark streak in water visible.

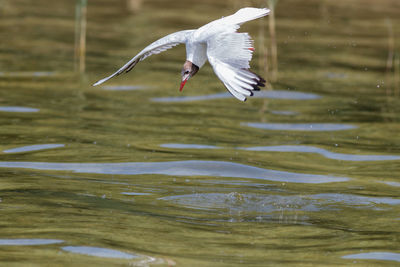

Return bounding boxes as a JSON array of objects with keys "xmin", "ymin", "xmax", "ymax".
[
  {"xmin": 0, "ymin": 160, "xmax": 349, "ymax": 184},
  {"xmin": 121, "ymin": 192, "xmax": 152, "ymax": 196}
]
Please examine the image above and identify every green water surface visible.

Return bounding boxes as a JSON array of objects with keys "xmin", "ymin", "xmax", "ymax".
[{"xmin": 0, "ymin": 0, "xmax": 399, "ymax": 266}]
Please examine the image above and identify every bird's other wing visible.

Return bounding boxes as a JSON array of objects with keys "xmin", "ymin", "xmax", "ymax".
[
  {"xmin": 217, "ymin": 7, "xmax": 270, "ymax": 26},
  {"xmin": 207, "ymin": 32, "xmax": 265, "ymax": 101},
  {"xmin": 93, "ymin": 30, "xmax": 194, "ymax": 86},
  {"xmin": 194, "ymin": 8, "xmax": 269, "ymax": 45}
]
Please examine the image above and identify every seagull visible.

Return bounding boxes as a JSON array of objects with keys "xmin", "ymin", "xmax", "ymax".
[{"xmin": 93, "ymin": 7, "xmax": 270, "ymax": 101}]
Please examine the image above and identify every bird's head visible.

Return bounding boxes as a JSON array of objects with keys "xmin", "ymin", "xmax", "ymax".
[{"xmin": 180, "ymin": 61, "xmax": 199, "ymax": 91}]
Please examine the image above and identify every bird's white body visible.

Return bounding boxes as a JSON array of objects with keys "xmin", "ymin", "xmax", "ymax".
[{"xmin": 94, "ymin": 7, "xmax": 270, "ymax": 101}]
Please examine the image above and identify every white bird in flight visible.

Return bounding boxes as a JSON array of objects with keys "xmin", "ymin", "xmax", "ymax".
[{"xmin": 93, "ymin": 7, "xmax": 270, "ymax": 101}]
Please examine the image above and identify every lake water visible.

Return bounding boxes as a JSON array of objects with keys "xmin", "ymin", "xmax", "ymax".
[{"xmin": 0, "ymin": 0, "xmax": 399, "ymax": 266}]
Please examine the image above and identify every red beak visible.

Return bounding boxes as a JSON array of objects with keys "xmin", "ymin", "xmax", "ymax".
[{"xmin": 180, "ymin": 78, "xmax": 188, "ymax": 92}]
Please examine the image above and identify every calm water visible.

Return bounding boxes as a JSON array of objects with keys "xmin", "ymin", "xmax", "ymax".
[{"xmin": 1, "ymin": 0, "xmax": 400, "ymax": 266}]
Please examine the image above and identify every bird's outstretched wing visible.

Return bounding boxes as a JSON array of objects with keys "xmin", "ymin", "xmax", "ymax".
[
  {"xmin": 194, "ymin": 8, "xmax": 270, "ymax": 41},
  {"xmin": 216, "ymin": 7, "xmax": 270, "ymax": 26},
  {"xmin": 93, "ymin": 30, "xmax": 194, "ymax": 86},
  {"xmin": 207, "ymin": 31, "xmax": 266, "ymax": 101},
  {"xmin": 203, "ymin": 8, "xmax": 269, "ymax": 101}
]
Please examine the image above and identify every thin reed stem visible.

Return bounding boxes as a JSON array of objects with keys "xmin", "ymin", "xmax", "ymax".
[
  {"xmin": 74, "ymin": 0, "xmax": 87, "ymax": 74},
  {"xmin": 395, "ymin": 53, "xmax": 399, "ymax": 97},
  {"xmin": 385, "ymin": 19, "xmax": 394, "ymax": 96},
  {"xmin": 268, "ymin": 0, "xmax": 278, "ymax": 82}
]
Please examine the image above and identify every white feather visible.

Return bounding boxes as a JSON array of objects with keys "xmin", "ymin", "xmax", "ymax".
[
  {"xmin": 93, "ymin": 7, "xmax": 269, "ymax": 101},
  {"xmin": 93, "ymin": 30, "xmax": 194, "ymax": 86}
]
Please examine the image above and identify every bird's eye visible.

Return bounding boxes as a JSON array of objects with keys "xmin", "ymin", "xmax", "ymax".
[{"xmin": 184, "ymin": 70, "xmax": 190, "ymax": 74}]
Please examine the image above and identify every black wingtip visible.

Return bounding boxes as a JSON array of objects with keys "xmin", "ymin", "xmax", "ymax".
[
  {"xmin": 247, "ymin": 69, "xmax": 266, "ymax": 86},
  {"xmin": 125, "ymin": 59, "xmax": 139, "ymax": 73}
]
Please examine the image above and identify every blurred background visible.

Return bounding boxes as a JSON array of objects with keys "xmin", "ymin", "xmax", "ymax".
[{"xmin": 0, "ymin": 0, "xmax": 399, "ymax": 266}]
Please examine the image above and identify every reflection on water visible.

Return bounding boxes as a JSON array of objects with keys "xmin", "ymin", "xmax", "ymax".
[
  {"xmin": 161, "ymin": 193, "xmax": 318, "ymax": 213},
  {"xmin": 270, "ymin": 110, "xmax": 299, "ymax": 116},
  {"xmin": 3, "ymin": 144, "xmax": 65, "ymax": 153},
  {"xmin": 241, "ymin": 145, "xmax": 400, "ymax": 161},
  {"xmin": 253, "ymin": 90, "xmax": 320, "ymax": 100},
  {"xmin": 243, "ymin": 123, "xmax": 357, "ymax": 131},
  {"xmin": 0, "ymin": 72, "xmax": 55, "ymax": 77},
  {"xmin": 151, "ymin": 90, "xmax": 320, "ymax": 102},
  {"xmin": 0, "ymin": 160, "xmax": 349, "ymax": 183},
  {"xmin": 160, "ymin": 144, "xmax": 400, "ymax": 161},
  {"xmin": 1, "ymin": 0, "xmax": 400, "ymax": 265},
  {"xmin": 61, "ymin": 246, "xmax": 138, "ymax": 259},
  {"xmin": 314, "ymin": 193, "xmax": 400, "ymax": 207},
  {"xmin": 382, "ymin": 181, "xmax": 400, "ymax": 187},
  {"xmin": 324, "ymin": 72, "xmax": 348, "ymax": 79},
  {"xmin": 0, "ymin": 106, "xmax": 39, "ymax": 113},
  {"xmin": 160, "ymin": 144, "xmax": 399, "ymax": 162},
  {"xmin": 0, "ymin": 239, "xmax": 64, "ymax": 246},
  {"xmin": 342, "ymin": 252, "xmax": 400, "ymax": 263}
]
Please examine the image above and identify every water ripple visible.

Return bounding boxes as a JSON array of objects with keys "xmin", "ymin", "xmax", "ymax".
[
  {"xmin": 382, "ymin": 181, "xmax": 400, "ymax": 187},
  {"xmin": 3, "ymin": 144, "xmax": 65, "ymax": 153},
  {"xmin": 243, "ymin": 122, "xmax": 357, "ymax": 131},
  {"xmin": 0, "ymin": 106, "xmax": 39, "ymax": 113},
  {"xmin": 151, "ymin": 90, "xmax": 321, "ymax": 102},
  {"xmin": 159, "ymin": 144, "xmax": 399, "ymax": 162},
  {"xmin": 342, "ymin": 252, "xmax": 400, "ymax": 262},
  {"xmin": 0, "ymin": 239, "xmax": 64, "ymax": 246},
  {"xmin": 240, "ymin": 145, "xmax": 400, "ymax": 161},
  {"xmin": 160, "ymin": 193, "xmax": 400, "ymax": 213},
  {"xmin": 62, "ymin": 246, "xmax": 138, "ymax": 259},
  {"xmin": 0, "ymin": 160, "xmax": 349, "ymax": 184}
]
